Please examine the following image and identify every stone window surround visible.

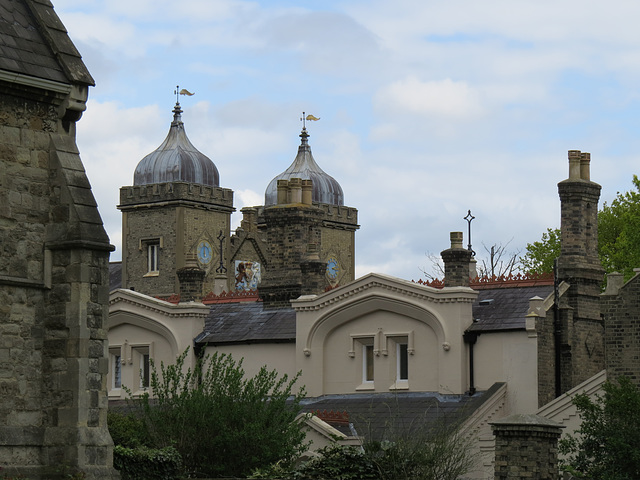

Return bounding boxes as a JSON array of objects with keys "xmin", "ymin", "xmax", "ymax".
[
  {"xmin": 350, "ymin": 330, "xmax": 414, "ymax": 391},
  {"xmin": 140, "ymin": 236, "xmax": 163, "ymax": 276}
]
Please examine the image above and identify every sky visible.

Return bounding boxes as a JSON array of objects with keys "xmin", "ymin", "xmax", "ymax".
[{"xmin": 53, "ymin": 0, "xmax": 640, "ymax": 281}]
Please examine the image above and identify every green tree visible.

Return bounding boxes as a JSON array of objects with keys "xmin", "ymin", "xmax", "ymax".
[
  {"xmin": 519, "ymin": 228, "xmax": 561, "ymax": 275},
  {"xmin": 128, "ymin": 348, "xmax": 308, "ymax": 478},
  {"xmin": 559, "ymin": 376, "xmax": 640, "ymax": 479},
  {"xmin": 521, "ymin": 176, "xmax": 640, "ymax": 279},
  {"xmin": 599, "ymin": 175, "xmax": 640, "ymax": 280}
]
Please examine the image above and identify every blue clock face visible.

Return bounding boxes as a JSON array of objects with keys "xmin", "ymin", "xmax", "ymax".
[
  {"xmin": 326, "ymin": 257, "xmax": 339, "ymax": 281},
  {"xmin": 197, "ymin": 241, "xmax": 212, "ymax": 265}
]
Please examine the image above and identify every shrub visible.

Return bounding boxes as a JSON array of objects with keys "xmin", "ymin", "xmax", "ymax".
[
  {"xmin": 108, "ymin": 411, "xmax": 150, "ymax": 449},
  {"xmin": 113, "ymin": 445, "xmax": 182, "ymax": 480},
  {"xmin": 129, "ymin": 348, "xmax": 308, "ymax": 478}
]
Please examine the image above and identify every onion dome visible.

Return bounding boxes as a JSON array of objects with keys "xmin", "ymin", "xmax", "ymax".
[
  {"xmin": 133, "ymin": 102, "xmax": 219, "ymax": 187},
  {"xmin": 265, "ymin": 127, "xmax": 344, "ymax": 206}
]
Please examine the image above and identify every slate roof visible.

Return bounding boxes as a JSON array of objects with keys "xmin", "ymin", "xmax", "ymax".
[
  {"xmin": 196, "ymin": 301, "xmax": 296, "ymax": 345},
  {"xmin": 109, "ymin": 262, "xmax": 122, "ymax": 290},
  {"xmin": 0, "ymin": 0, "xmax": 94, "ymax": 85},
  {"xmin": 469, "ymin": 284, "xmax": 553, "ymax": 332},
  {"xmin": 300, "ymin": 383, "xmax": 504, "ymax": 441}
]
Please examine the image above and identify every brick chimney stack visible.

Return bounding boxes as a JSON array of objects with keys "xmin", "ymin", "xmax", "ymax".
[
  {"xmin": 177, "ymin": 254, "xmax": 205, "ymax": 302},
  {"xmin": 553, "ymin": 149, "xmax": 605, "ymax": 396},
  {"xmin": 441, "ymin": 232, "xmax": 473, "ymax": 287}
]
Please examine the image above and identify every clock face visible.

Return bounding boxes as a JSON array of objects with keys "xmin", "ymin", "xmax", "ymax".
[
  {"xmin": 326, "ymin": 256, "xmax": 340, "ymax": 281},
  {"xmin": 197, "ymin": 241, "xmax": 213, "ymax": 265}
]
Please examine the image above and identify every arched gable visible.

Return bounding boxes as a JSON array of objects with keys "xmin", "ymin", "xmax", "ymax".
[
  {"xmin": 109, "ymin": 311, "xmax": 179, "ymax": 357},
  {"xmin": 304, "ymin": 293, "xmax": 447, "ymax": 354}
]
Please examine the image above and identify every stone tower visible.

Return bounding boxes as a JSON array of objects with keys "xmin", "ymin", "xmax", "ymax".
[
  {"xmin": 249, "ymin": 126, "xmax": 359, "ymax": 306},
  {"xmin": 555, "ymin": 150, "xmax": 605, "ymax": 394},
  {"xmin": 118, "ymin": 102, "xmax": 234, "ymax": 297}
]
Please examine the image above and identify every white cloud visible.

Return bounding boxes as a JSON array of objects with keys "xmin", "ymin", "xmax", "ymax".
[{"xmin": 374, "ymin": 77, "xmax": 484, "ymax": 119}]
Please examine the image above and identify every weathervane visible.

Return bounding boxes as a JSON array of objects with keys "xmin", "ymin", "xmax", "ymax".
[
  {"xmin": 300, "ymin": 111, "xmax": 320, "ymax": 129},
  {"xmin": 174, "ymin": 85, "xmax": 195, "ymax": 104},
  {"xmin": 464, "ymin": 210, "xmax": 476, "ymax": 257}
]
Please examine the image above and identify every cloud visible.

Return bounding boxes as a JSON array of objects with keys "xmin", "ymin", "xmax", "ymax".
[{"xmin": 374, "ymin": 77, "xmax": 484, "ymax": 120}]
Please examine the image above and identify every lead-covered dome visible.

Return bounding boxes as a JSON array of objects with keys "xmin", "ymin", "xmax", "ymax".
[
  {"xmin": 134, "ymin": 103, "xmax": 219, "ymax": 187},
  {"xmin": 265, "ymin": 128, "xmax": 344, "ymax": 206}
]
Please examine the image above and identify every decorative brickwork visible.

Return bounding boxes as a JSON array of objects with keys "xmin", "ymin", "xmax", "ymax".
[{"xmin": 491, "ymin": 414, "xmax": 564, "ymax": 480}]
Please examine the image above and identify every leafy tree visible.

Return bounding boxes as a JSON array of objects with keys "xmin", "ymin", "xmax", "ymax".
[
  {"xmin": 559, "ymin": 376, "xmax": 640, "ymax": 479},
  {"xmin": 519, "ymin": 228, "xmax": 561, "ymax": 275},
  {"xmin": 598, "ymin": 175, "xmax": 640, "ymax": 280},
  {"xmin": 521, "ymin": 176, "xmax": 640, "ymax": 279},
  {"xmin": 128, "ymin": 348, "xmax": 308, "ymax": 478}
]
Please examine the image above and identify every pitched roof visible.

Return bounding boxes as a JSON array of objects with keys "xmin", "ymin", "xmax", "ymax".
[
  {"xmin": 196, "ymin": 301, "xmax": 295, "ymax": 345},
  {"xmin": 0, "ymin": 0, "xmax": 94, "ymax": 85},
  {"xmin": 300, "ymin": 383, "xmax": 504, "ymax": 441},
  {"xmin": 470, "ymin": 284, "xmax": 553, "ymax": 332}
]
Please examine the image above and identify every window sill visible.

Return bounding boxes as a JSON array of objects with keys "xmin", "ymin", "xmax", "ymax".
[
  {"xmin": 143, "ymin": 271, "xmax": 159, "ymax": 277},
  {"xmin": 389, "ymin": 381, "xmax": 409, "ymax": 391},
  {"xmin": 356, "ymin": 383, "xmax": 375, "ymax": 391}
]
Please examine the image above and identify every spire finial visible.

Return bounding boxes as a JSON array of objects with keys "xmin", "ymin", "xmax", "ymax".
[
  {"xmin": 464, "ymin": 210, "xmax": 476, "ymax": 256},
  {"xmin": 174, "ymin": 85, "xmax": 180, "ymax": 105}
]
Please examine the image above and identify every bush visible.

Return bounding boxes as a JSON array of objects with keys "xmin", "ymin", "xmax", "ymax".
[
  {"xmin": 129, "ymin": 348, "xmax": 308, "ymax": 478},
  {"xmin": 559, "ymin": 376, "xmax": 640, "ymax": 479},
  {"xmin": 113, "ymin": 445, "xmax": 182, "ymax": 480},
  {"xmin": 108, "ymin": 411, "xmax": 150, "ymax": 449}
]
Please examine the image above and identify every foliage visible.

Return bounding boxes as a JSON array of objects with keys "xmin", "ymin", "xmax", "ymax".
[
  {"xmin": 113, "ymin": 445, "xmax": 182, "ymax": 480},
  {"xmin": 128, "ymin": 348, "xmax": 308, "ymax": 478},
  {"xmin": 559, "ymin": 376, "xmax": 640, "ymax": 479},
  {"xmin": 252, "ymin": 400, "xmax": 476, "ymax": 480},
  {"xmin": 599, "ymin": 175, "xmax": 640, "ymax": 280},
  {"xmin": 107, "ymin": 411, "xmax": 150, "ymax": 449},
  {"xmin": 296, "ymin": 444, "xmax": 379, "ymax": 480},
  {"xmin": 519, "ymin": 228, "xmax": 561, "ymax": 275},
  {"xmin": 521, "ymin": 176, "xmax": 640, "ymax": 279}
]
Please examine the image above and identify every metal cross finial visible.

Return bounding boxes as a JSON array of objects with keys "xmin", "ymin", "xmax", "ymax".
[
  {"xmin": 216, "ymin": 230, "xmax": 227, "ymax": 274},
  {"xmin": 464, "ymin": 210, "xmax": 476, "ymax": 257}
]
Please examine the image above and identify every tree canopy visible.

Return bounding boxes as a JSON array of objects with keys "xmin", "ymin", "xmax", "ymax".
[
  {"xmin": 520, "ymin": 176, "xmax": 640, "ymax": 279},
  {"xmin": 598, "ymin": 175, "xmax": 640, "ymax": 280},
  {"xmin": 519, "ymin": 228, "xmax": 560, "ymax": 275},
  {"xmin": 559, "ymin": 376, "xmax": 640, "ymax": 479}
]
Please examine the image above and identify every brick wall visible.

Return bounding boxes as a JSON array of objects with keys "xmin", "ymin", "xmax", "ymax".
[{"xmin": 603, "ymin": 274, "xmax": 640, "ymax": 384}]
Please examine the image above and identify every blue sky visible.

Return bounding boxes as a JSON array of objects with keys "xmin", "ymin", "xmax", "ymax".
[{"xmin": 54, "ymin": 0, "xmax": 640, "ymax": 280}]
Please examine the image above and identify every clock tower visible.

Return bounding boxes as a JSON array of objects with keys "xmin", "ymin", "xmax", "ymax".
[{"xmin": 118, "ymin": 101, "xmax": 234, "ymax": 297}]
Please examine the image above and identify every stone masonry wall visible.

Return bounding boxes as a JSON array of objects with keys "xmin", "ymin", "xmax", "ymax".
[
  {"xmin": 119, "ymin": 183, "xmax": 233, "ymax": 297},
  {"xmin": 0, "ymin": 85, "xmax": 118, "ymax": 478}
]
